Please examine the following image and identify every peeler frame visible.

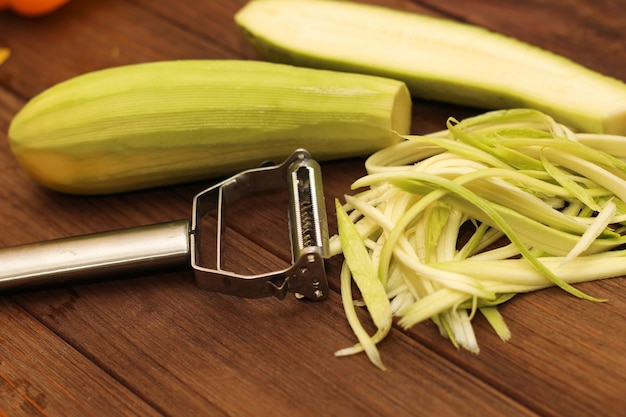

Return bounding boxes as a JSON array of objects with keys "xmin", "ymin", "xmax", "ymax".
[{"xmin": 190, "ymin": 149, "xmax": 330, "ymax": 300}]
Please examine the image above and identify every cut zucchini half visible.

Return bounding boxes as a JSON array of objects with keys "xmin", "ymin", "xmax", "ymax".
[{"xmin": 236, "ymin": 0, "xmax": 626, "ymax": 134}]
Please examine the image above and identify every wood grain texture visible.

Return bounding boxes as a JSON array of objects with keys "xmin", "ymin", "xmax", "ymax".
[
  {"xmin": 1, "ymin": 0, "xmax": 625, "ymax": 416},
  {"xmin": 0, "ymin": 298, "xmax": 163, "ymax": 416}
]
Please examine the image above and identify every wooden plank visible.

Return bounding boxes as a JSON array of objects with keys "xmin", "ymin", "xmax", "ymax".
[
  {"xmin": 0, "ymin": 298, "xmax": 163, "ymax": 416},
  {"xmin": 0, "ymin": 0, "xmax": 238, "ymax": 99},
  {"xmin": 400, "ymin": 281, "xmax": 626, "ymax": 417},
  {"xmin": 13, "ymin": 266, "xmax": 538, "ymax": 417}
]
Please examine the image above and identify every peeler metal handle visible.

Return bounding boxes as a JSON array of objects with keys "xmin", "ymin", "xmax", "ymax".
[
  {"xmin": 0, "ymin": 221, "xmax": 191, "ymax": 291},
  {"xmin": 0, "ymin": 149, "xmax": 329, "ymax": 301}
]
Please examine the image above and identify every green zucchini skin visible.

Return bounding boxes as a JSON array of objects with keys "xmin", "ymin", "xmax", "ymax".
[
  {"xmin": 9, "ymin": 59, "xmax": 411, "ymax": 194},
  {"xmin": 235, "ymin": 0, "xmax": 626, "ymax": 135}
]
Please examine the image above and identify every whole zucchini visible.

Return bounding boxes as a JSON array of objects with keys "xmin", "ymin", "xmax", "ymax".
[{"xmin": 8, "ymin": 60, "xmax": 411, "ymax": 194}]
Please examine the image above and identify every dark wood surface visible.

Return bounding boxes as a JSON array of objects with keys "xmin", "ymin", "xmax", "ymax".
[{"xmin": 1, "ymin": 1, "xmax": 625, "ymax": 416}]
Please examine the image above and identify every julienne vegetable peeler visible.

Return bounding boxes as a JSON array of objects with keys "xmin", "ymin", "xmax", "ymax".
[{"xmin": 0, "ymin": 149, "xmax": 330, "ymax": 301}]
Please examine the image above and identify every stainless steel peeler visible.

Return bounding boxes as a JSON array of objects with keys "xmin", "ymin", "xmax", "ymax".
[{"xmin": 0, "ymin": 149, "xmax": 329, "ymax": 301}]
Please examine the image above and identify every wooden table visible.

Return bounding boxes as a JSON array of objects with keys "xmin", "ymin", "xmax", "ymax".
[{"xmin": 1, "ymin": 1, "xmax": 625, "ymax": 416}]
